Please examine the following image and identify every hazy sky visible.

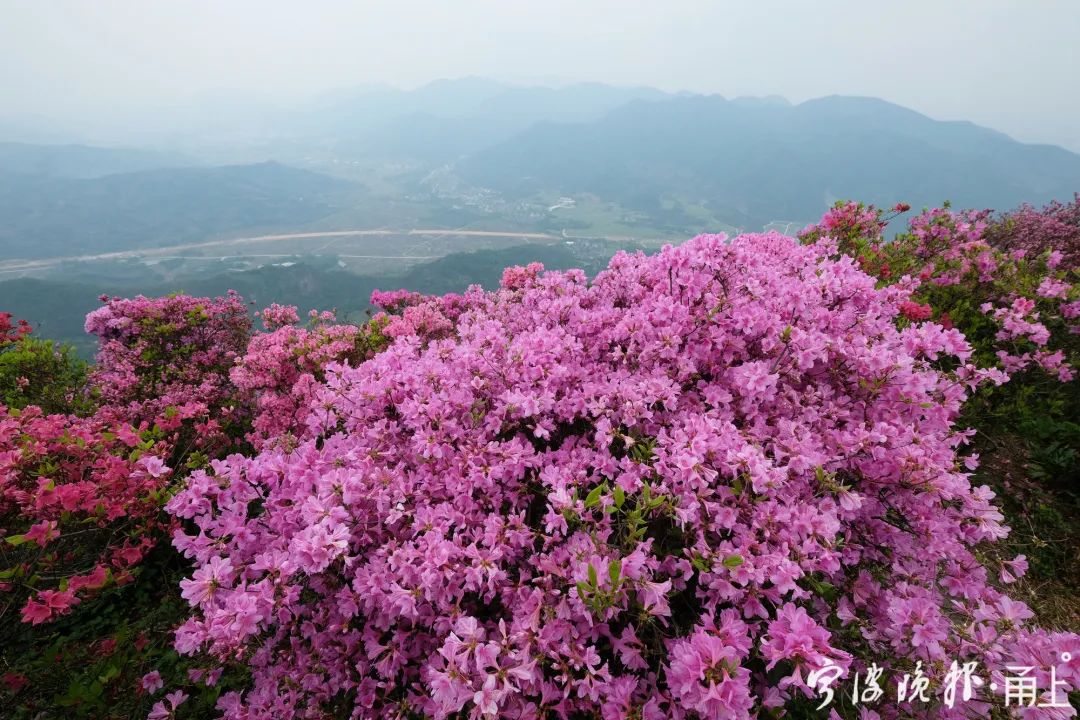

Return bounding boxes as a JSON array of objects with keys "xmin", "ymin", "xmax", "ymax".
[{"xmin": 2, "ymin": 0, "xmax": 1079, "ymax": 150}]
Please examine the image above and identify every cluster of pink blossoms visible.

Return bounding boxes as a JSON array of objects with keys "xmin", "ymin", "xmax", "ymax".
[
  {"xmin": 231, "ymin": 305, "xmax": 374, "ymax": 449},
  {"xmin": 0, "ymin": 405, "xmax": 173, "ymax": 623},
  {"xmin": 85, "ymin": 292, "xmax": 251, "ymax": 438},
  {"xmin": 371, "ymin": 288, "xmax": 469, "ymax": 341},
  {"xmin": 168, "ymin": 232, "xmax": 1077, "ymax": 718},
  {"xmin": 2, "ymin": 293, "xmax": 253, "ymax": 628},
  {"xmin": 988, "ymin": 298, "xmax": 1074, "ymax": 381},
  {"xmin": 801, "ymin": 202, "xmax": 1079, "ymax": 386}
]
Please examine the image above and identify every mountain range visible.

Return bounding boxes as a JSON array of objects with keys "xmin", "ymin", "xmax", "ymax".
[
  {"xmin": 458, "ymin": 93, "xmax": 1080, "ymax": 229},
  {"xmin": 0, "ymin": 142, "xmax": 196, "ymax": 179},
  {"xmin": 0, "ymin": 78, "xmax": 1076, "ymax": 261}
]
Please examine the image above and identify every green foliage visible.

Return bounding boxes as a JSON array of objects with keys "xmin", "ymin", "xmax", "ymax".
[
  {"xmin": 0, "ymin": 544, "xmax": 243, "ymax": 720},
  {"xmin": 351, "ymin": 312, "xmax": 392, "ymax": 362},
  {"xmin": 1021, "ymin": 415, "xmax": 1080, "ymax": 488},
  {"xmin": 0, "ymin": 337, "xmax": 90, "ymax": 415}
]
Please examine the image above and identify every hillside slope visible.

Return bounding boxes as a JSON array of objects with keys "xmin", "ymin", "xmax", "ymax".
[
  {"xmin": 0, "ymin": 162, "xmax": 354, "ymax": 258},
  {"xmin": 0, "ymin": 142, "xmax": 195, "ymax": 179},
  {"xmin": 459, "ymin": 94, "xmax": 1080, "ymax": 228}
]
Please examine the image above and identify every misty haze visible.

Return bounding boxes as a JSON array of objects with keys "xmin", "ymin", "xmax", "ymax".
[
  {"xmin": 1, "ymin": 3, "xmax": 1078, "ymax": 719},
  {"xmin": 2, "ymin": 2, "xmax": 1079, "ymax": 350}
]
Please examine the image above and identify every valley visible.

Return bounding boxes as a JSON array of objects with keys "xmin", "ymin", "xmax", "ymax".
[{"xmin": 3, "ymin": 78, "xmax": 1079, "ymax": 360}]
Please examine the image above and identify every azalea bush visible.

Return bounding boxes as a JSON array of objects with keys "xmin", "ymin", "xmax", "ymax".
[
  {"xmin": 798, "ymin": 200, "xmax": 1078, "ymax": 381},
  {"xmin": 86, "ymin": 292, "xmax": 252, "ymax": 457},
  {"xmin": 1, "ymin": 293, "xmax": 255, "ymax": 625},
  {"xmin": 982, "ymin": 197, "xmax": 1080, "ymax": 488},
  {"xmin": 231, "ymin": 304, "xmax": 389, "ymax": 450},
  {"xmin": 800, "ymin": 201, "xmax": 1080, "ymax": 640},
  {"xmin": 1, "ymin": 292, "xmax": 399, "ymax": 718},
  {"xmin": 986, "ymin": 194, "xmax": 1080, "ymax": 272},
  {"xmin": 0, "ymin": 406, "xmax": 174, "ymax": 625},
  {"xmin": 0, "ymin": 315, "xmax": 89, "ymax": 415},
  {"xmin": 166, "ymin": 233, "xmax": 1078, "ymax": 719},
  {"xmin": 1, "ymin": 294, "xmax": 253, "ymax": 717},
  {"xmin": 1, "ymin": 536, "xmax": 244, "ymax": 719},
  {"xmin": 800, "ymin": 201, "xmax": 1079, "ymax": 486}
]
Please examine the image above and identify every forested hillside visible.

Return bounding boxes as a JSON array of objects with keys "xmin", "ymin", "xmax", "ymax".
[{"xmin": 0, "ymin": 162, "xmax": 353, "ymax": 258}]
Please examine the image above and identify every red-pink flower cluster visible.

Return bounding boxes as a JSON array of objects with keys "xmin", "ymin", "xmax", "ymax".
[
  {"xmin": 0, "ymin": 312, "xmax": 32, "ymax": 346},
  {"xmin": 899, "ymin": 301, "xmax": 934, "ymax": 322},
  {"xmin": 0, "ymin": 406, "xmax": 173, "ymax": 623}
]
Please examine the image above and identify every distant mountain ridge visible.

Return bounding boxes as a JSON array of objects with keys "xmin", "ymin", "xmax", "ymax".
[
  {"xmin": 0, "ymin": 79, "xmax": 1077, "ymax": 260},
  {"xmin": 457, "ymin": 92, "xmax": 1080, "ymax": 228},
  {"xmin": 300, "ymin": 78, "xmax": 675, "ymax": 161}
]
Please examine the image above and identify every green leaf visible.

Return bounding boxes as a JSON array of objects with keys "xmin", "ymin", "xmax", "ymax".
[
  {"xmin": 587, "ymin": 563, "xmax": 598, "ymax": 588},
  {"xmin": 608, "ymin": 559, "xmax": 621, "ymax": 587},
  {"xmin": 5, "ymin": 533, "xmax": 28, "ymax": 546},
  {"xmin": 613, "ymin": 485, "xmax": 625, "ymax": 509},
  {"xmin": 577, "ymin": 582, "xmax": 589, "ymax": 602},
  {"xmin": 584, "ymin": 483, "xmax": 604, "ymax": 509},
  {"xmin": 722, "ymin": 554, "xmax": 744, "ymax": 569}
]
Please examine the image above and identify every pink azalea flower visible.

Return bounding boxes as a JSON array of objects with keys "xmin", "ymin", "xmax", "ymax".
[{"xmin": 141, "ymin": 670, "xmax": 163, "ymax": 694}]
